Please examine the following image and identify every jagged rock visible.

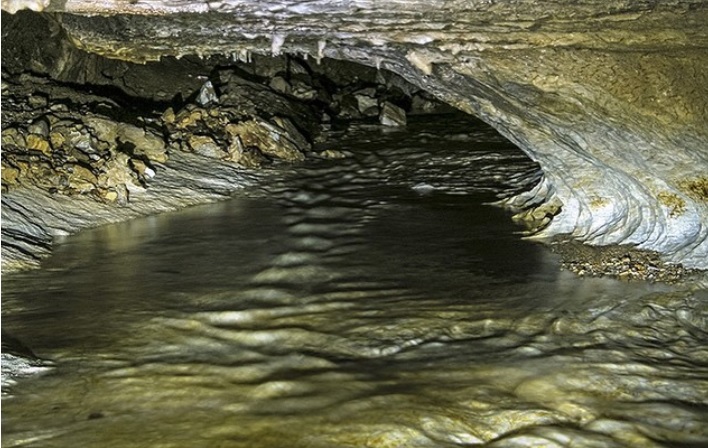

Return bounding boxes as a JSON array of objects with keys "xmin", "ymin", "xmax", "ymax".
[
  {"xmin": 269, "ymin": 76, "xmax": 291, "ymax": 95},
  {"xmin": 290, "ymin": 79, "xmax": 318, "ymax": 101},
  {"xmin": 66, "ymin": 163, "xmax": 97, "ymax": 193},
  {"xmin": 162, "ymin": 107, "xmax": 176, "ymax": 125},
  {"xmin": 318, "ymin": 149, "xmax": 348, "ymax": 159},
  {"xmin": 512, "ymin": 199, "xmax": 563, "ymax": 233},
  {"xmin": 1, "ymin": 165, "xmax": 20, "ymax": 188},
  {"xmin": 174, "ymin": 107, "xmax": 205, "ymax": 129},
  {"xmin": 129, "ymin": 158, "xmax": 155, "ymax": 179},
  {"xmin": 225, "ymin": 135, "xmax": 270, "ymax": 168},
  {"xmin": 379, "ymin": 102, "xmax": 407, "ymax": 127},
  {"xmin": 27, "ymin": 94, "xmax": 47, "ymax": 109},
  {"xmin": 1, "ymin": 128, "xmax": 25, "ymax": 147},
  {"xmin": 271, "ymin": 116, "xmax": 311, "ymax": 153},
  {"xmin": 160, "ymin": 71, "xmax": 314, "ymax": 165},
  {"xmin": 196, "ymin": 80, "xmax": 218, "ymax": 106},
  {"xmin": 188, "ymin": 134, "xmax": 223, "ymax": 159},
  {"xmin": 116, "ymin": 124, "xmax": 168, "ymax": 163},
  {"xmin": 0, "ymin": 84, "xmax": 156, "ymax": 202},
  {"xmin": 27, "ymin": 117, "xmax": 49, "ymax": 136},
  {"xmin": 82, "ymin": 116, "xmax": 119, "ymax": 143},
  {"xmin": 333, "ymin": 93, "xmax": 361, "ymax": 119},
  {"xmin": 224, "ymin": 119, "xmax": 305, "ymax": 162},
  {"xmin": 217, "ymin": 73, "xmax": 321, "ymax": 140},
  {"xmin": 410, "ymin": 93, "xmax": 455, "ymax": 115},
  {"xmin": 354, "ymin": 88, "xmax": 379, "ymax": 116}
]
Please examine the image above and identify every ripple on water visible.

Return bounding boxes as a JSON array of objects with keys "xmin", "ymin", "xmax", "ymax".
[{"xmin": 2, "ymin": 116, "xmax": 707, "ymax": 447}]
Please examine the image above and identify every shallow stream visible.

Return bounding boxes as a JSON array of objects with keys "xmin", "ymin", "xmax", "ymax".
[{"xmin": 2, "ymin": 116, "xmax": 707, "ymax": 447}]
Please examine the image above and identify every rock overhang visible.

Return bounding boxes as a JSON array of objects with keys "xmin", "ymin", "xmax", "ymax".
[{"xmin": 2, "ymin": 0, "xmax": 708, "ymax": 270}]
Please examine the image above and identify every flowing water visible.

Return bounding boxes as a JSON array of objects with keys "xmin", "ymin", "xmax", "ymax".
[{"xmin": 2, "ymin": 116, "xmax": 707, "ymax": 447}]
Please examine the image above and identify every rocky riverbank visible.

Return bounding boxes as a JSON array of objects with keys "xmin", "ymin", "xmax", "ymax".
[
  {"xmin": 548, "ymin": 239, "xmax": 701, "ymax": 284},
  {"xmin": 2, "ymin": 9, "xmax": 704, "ymax": 282},
  {"xmin": 1, "ymin": 50, "xmax": 454, "ymax": 272}
]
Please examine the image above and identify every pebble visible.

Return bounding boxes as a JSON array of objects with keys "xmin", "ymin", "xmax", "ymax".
[{"xmin": 551, "ymin": 239, "xmax": 694, "ymax": 283}]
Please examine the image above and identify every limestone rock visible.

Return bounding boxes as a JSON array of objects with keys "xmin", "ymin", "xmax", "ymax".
[
  {"xmin": 318, "ymin": 149, "xmax": 349, "ymax": 159},
  {"xmin": 116, "ymin": 124, "xmax": 168, "ymax": 163},
  {"xmin": 290, "ymin": 80, "xmax": 318, "ymax": 101},
  {"xmin": 410, "ymin": 93, "xmax": 455, "ymax": 115},
  {"xmin": 2, "ymin": 128, "xmax": 26, "ymax": 147},
  {"xmin": 2, "ymin": 2, "xmax": 708, "ymax": 268},
  {"xmin": 82, "ymin": 116, "xmax": 119, "ymax": 145},
  {"xmin": 379, "ymin": 102, "xmax": 407, "ymax": 127},
  {"xmin": 26, "ymin": 134, "xmax": 52, "ymax": 156},
  {"xmin": 196, "ymin": 80, "xmax": 218, "ymax": 106},
  {"xmin": 269, "ymin": 76, "xmax": 291, "ymax": 95},
  {"xmin": 332, "ymin": 93, "xmax": 362, "ymax": 119},
  {"xmin": 225, "ymin": 135, "xmax": 270, "ymax": 168},
  {"xmin": 225, "ymin": 119, "xmax": 305, "ymax": 162},
  {"xmin": 66, "ymin": 163, "xmax": 98, "ymax": 193},
  {"xmin": 354, "ymin": 88, "xmax": 379, "ymax": 116},
  {"xmin": 188, "ymin": 134, "xmax": 224, "ymax": 159},
  {"xmin": 129, "ymin": 158, "xmax": 155, "ymax": 179},
  {"xmin": 1, "ymin": 166, "xmax": 20, "ymax": 188},
  {"xmin": 27, "ymin": 118, "xmax": 49, "ymax": 136}
]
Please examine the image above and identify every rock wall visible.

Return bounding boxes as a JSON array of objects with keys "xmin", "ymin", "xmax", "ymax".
[{"xmin": 2, "ymin": 0, "xmax": 707, "ymax": 269}]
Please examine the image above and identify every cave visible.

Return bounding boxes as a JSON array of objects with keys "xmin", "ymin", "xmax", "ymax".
[
  {"xmin": 2, "ymin": 1, "xmax": 707, "ymax": 271},
  {"xmin": 2, "ymin": 2, "xmax": 708, "ymax": 447}
]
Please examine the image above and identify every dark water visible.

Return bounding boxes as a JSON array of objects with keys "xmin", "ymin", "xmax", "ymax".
[{"xmin": 2, "ymin": 116, "xmax": 707, "ymax": 447}]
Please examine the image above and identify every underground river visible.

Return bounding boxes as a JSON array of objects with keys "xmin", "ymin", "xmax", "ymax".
[{"xmin": 2, "ymin": 116, "xmax": 707, "ymax": 447}]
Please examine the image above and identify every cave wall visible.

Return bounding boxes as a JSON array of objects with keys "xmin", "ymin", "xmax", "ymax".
[{"xmin": 2, "ymin": 0, "xmax": 707, "ymax": 268}]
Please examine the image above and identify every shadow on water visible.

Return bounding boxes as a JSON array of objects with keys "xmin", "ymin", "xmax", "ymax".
[{"xmin": 2, "ymin": 115, "xmax": 706, "ymax": 447}]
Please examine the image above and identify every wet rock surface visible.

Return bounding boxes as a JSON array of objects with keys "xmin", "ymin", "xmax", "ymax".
[
  {"xmin": 1, "ymin": 40, "xmax": 455, "ymax": 271},
  {"xmin": 3, "ymin": 60, "xmax": 433, "ymax": 188},
  {"xmin": 1, "ymin": 74, "xmax": 167, "ymax": 199},
  {"xmin": 5, "ymin": 1, "xmax": 704, "ymax": 269},
  {"xmin": 2, "ymin": 114, "xmax": 706, "ymax": 447}
]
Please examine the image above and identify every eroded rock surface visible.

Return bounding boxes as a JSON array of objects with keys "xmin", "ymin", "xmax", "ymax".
[
  {"xmin": 2, "ymin": 17, "xmax": 460, "ymax": 271},
  {"xmin": 4, "ymin": 0, "xmax": 704, "ymax": 269}
]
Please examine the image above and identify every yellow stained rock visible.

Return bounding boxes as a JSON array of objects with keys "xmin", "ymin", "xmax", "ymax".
[
  {"xmin": 1, "ymin": 128, "xmax": 26, "ymax": 147},
  {"xmin": 225, "ymin": 119, "xmax": 304, "ymax": 162},
  {"xmin": 49, "ymin": 131, "xmax": 66, "ymax": 149},
  {"xmin": 69, "ymin": 164, "xmax": 98, "ymax": 183},
  {"xmin": 25, "ymin": 134, "xmax": 52, "ymax": 155},
  {"xmin": 1, "ymin": 166, "xmax": 21, "ymax": 186},
  {"xmin": 103, "ymin": 190, "xmax": 119, "ymax": 202}
]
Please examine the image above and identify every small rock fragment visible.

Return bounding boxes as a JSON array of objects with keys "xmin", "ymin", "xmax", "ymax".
[
  {"xmin": 196, "ymin": 80, "xmax": 218, "ymax": 106},
  {"xmin": 25, "ymin": 134, "xmax": 52, "ymax": 155},
  {"xmin": 379, "ymin": 102, "xmax": 407, "ymax": 127},
  {"xmin": 188, "ymin": 134, "xmax": 224, "ymax": 159}
]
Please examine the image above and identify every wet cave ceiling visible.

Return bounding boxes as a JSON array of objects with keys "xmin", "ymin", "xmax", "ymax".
[{"xmin": 1, "ymin": 0, "xmax": 707, "ymax": 271}]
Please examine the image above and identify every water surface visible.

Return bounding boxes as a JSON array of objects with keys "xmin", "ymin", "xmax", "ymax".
[{"xmin": 3, "ymin": 116, "xmax": 707, "ymax": 447}]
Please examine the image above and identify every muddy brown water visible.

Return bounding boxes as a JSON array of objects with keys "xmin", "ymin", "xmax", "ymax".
[{"xmin": 2, "ymin": 116, "xmax": 707, "ymax": 447}]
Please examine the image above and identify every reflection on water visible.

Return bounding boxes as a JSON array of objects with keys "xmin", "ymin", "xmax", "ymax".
[{"xmin": 2, "ymin": 116, "xmax": 707, "ymax": 447}]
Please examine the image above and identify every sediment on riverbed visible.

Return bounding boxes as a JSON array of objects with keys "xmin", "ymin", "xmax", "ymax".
[{"xmin": 547, "ymin": 238, "xmax": 702, "ymax": 284}]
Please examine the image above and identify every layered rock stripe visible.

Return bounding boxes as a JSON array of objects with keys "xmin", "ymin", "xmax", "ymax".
[{"xmin": 2, "ymin": 0, "xmax": 707, "ymax": 268}]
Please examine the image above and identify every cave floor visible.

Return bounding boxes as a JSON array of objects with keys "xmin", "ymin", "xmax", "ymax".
[{"xmin": 3, "ymin": 116, "xmax": 707, "ymax": 448}]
